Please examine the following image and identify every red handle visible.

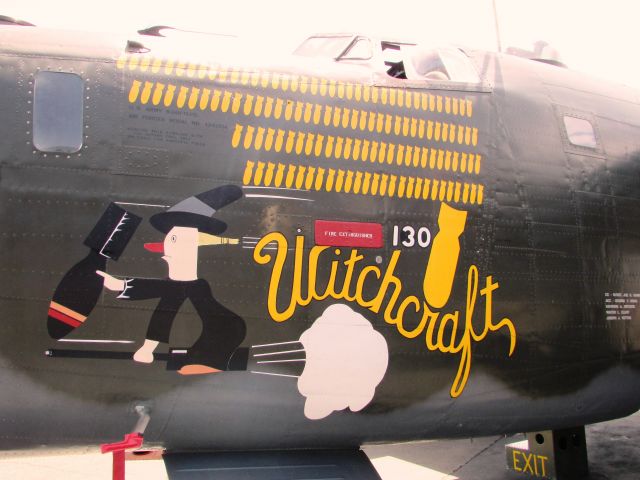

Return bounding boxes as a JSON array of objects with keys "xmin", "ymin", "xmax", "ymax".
[{"xmin": 101, "ymin": 432, "xmax": 144, "ymax": 453}]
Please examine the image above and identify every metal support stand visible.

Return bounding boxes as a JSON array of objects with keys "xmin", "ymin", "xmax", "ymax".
[
  {"xmin": 506, "ymin": 426, "xmax": 588, "ymax": 479},
  {"xmin": 100, "ymin": 405, "xmax": 150, "ymax": 480}
]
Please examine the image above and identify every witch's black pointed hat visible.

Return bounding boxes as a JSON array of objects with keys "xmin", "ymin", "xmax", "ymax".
[{"xmin": 150, "ymin": 185, "xmax": 243, "ymax": 235}]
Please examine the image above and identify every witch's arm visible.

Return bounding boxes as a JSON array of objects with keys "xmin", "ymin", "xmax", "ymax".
[{"xmin": 96, "ymin": 271, "xmax": 169, "ymax": 300}]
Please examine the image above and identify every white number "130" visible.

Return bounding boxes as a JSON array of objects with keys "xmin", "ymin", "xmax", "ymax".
[{"xmin": 392, "ymin": 225, "xmax": 432, "ymax": 248}]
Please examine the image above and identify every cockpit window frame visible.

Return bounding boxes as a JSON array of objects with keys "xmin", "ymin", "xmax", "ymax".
[
  {"xmin": 293, "ymin": 35, "xmax": 356, "ymax": 59},
  {"xmin": 337, "ymin": 36, "xmax": 374, "ymax": 61}
]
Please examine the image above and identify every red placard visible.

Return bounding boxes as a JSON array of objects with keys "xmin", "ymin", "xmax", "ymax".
[{"xmin": 314, "ymin": 220, "xmax": 383, "ymax": 248}]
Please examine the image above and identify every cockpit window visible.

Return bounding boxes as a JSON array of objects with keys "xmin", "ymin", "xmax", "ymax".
[
  {"xmin": 293, "ymin": 35, "xmax": 354, "ymax": 59},
  {"xmin": 410, "ymin": 49, "xmax": 448, "ymax": 80},
  {"xmin": 381, "ymin": 41, "xmax": 415, "ymax": 79},
  {"xmin": 294, "ymin": 34, "xmax": 482, "ymax": 86},
  {"xmin": 409, "ymin": 47, "xmax": 480, "ymax": 83}
]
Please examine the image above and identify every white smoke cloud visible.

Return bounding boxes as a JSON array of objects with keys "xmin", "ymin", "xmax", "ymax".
[{"xmin": 297, "ymin": 304, "xmax": 389, "ymax": 420}]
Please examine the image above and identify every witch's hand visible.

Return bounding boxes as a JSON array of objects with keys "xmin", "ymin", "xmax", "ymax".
[{"xmin": 96, "ymin": 270, "xmax": 125, "ymax": 291}]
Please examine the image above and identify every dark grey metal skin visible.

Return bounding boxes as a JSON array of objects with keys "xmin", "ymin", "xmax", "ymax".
[{"xmin": 0, "ymin": 24, "xmax": 638, "ymax": 457}]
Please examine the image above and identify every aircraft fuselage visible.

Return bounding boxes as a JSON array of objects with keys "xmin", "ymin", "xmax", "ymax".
[{"xmin": 0, "ymin": 26, "xmax": 639, "ymax": 452}]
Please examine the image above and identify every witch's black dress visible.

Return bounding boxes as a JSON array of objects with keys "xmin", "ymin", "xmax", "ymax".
[{"xmin": 118, "ymin": 277, "xmax": 246, "ymax": 370}]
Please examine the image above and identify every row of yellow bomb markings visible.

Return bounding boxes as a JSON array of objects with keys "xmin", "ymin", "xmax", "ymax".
[
  {"xmin": 128, "ymin": 80, "xmax": 478, "ymax": 146},
  {"xmin": 232, "ymin": 124, "xmax": 481, "ymax": 175},
  {"xmin": 242, "ymin": 160, "xmax": 484, "ymax": 205},
  {"xmin": 119, "ymin": 56, "xmax": 473, "ymax": 117}
]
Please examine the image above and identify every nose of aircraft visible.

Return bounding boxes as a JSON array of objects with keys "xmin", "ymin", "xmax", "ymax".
[{"xmin": 144, "ymin": 242, "xmax": 164, "ymax": 254}]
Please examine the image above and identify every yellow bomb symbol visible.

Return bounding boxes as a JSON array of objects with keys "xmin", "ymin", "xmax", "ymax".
[{"xmin": 423, "ymin": 203, "xmax": 468, "ymax": 309}]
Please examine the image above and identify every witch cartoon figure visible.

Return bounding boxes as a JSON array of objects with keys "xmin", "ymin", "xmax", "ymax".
[{"xmin": 97, "ymin": 185, "xmax": 246, "ymax": 375}]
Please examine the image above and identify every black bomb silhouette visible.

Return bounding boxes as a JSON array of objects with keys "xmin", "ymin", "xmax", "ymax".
[{"xmin": 47, "ymin": 203, "xmax": 141, "ymax": 339}]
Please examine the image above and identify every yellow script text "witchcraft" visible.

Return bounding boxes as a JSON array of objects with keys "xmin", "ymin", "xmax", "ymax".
[{"xmin": 253, "ymin": 233, "xmax": 516, "ymax": 397}]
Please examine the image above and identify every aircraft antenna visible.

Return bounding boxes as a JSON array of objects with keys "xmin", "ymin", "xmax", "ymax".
[{"xmin": 492, "ymin": 0, "xmax": 503, "ymax": 52}]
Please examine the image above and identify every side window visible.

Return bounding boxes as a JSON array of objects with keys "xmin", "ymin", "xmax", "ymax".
[
  {"xmin": 33, "ymin": 71, "xmax": 83, "ymax": 153},
  {"xmin": 563, "ymin": 116, "xmax": 598, "ymax": 149}
]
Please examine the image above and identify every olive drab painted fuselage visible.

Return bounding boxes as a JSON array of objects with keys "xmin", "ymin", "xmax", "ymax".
[{"xmin": 0, "ymin": 25, "xmax": 639, "ymax": 452}]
